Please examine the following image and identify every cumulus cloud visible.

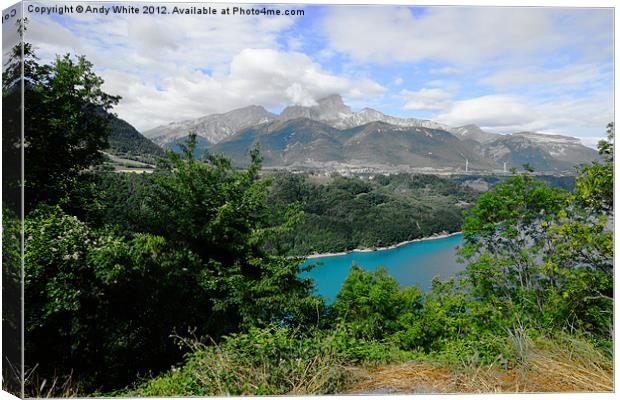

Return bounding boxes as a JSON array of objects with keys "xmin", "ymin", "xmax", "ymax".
[
  {"xmin": 24, "ymin": 10, "xmax": 385, "ymax": 131},
  {"xmin": 99, "ymin": 48, "xmax": 385, "ymax": 130}
]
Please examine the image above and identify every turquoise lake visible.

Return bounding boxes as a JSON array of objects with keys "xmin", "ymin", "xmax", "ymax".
[{"xmin": 301, "ymin": 233, "xmax": 465, "ymax": 302}]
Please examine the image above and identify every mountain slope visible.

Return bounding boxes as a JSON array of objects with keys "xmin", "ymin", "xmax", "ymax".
[
  {"xmin": 143, "ymin": 105, "xmax": 277, "ymax": 146},
  {"xmin": 212, "ymin": 118, "xmax": 346, "ymax": 167},
  {"xmin": 106, "ymin": 114, "xmax": 165, "ymax": 161},
  {"xmin": 511, "ymin": 132, "xmax": 599, "ymax": 165},
  {"xmin": 279, "ymin": 95, "xmax": 452, "ymax": 131},
  {"xmin": 340, "ymin": 122, "xmax": 494, "ymax": 170},
  {"xmin": 451, "ymin": 124, "xmax": 499, "ymax": 144},
  {"xmin": 479, "ymin": 132, "xmax": 599, "ymax": 172},
  {"xmin": 143, "ymin": 94, "xmax": 598, "ymax": 173},
  {"xmin": 212, "ymin": 118, "xmax": 495, "ymax": 171}
]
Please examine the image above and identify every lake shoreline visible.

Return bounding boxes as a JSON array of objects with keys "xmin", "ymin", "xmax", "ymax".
[{"xmin": 303, "ymin": 231, "xmax": 463, "ymax": 260}]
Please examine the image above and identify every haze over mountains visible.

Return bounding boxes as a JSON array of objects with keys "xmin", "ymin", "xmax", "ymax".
[{"xmin": 140, "ymin": 95, "xmax": 599, "ymax": 173}]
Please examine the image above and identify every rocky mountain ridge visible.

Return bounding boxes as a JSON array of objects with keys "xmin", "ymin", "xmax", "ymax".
[
  {"xmin": 143, "ymin": 95, "xmax": 455, "ymax": 146},
  {"xmin": 144, "ymin": 105, "xmax": 278, "ymax": 146},
  {"xmin": 141, "ymin": 94, "xmax": 599, "ymax": 172}
]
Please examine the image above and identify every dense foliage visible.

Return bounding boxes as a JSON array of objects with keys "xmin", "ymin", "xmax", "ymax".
[
  {"xmin": 14, "ymin": 43, "xmax": 320, "ymax": 393},
  {"xmin": 23, "ymin": 136, "xmax": 323, "ymax": 392},
  {"xmin": 131, "ymin": 130, "xmax": 613, "ymax": 396},
  {"xmin": 9, "ymin": 41, "xmax": 612, "ymax": 396},
  {"xmin": 458, "ymin": 125, "xmax": 613, "ymax": 339}
]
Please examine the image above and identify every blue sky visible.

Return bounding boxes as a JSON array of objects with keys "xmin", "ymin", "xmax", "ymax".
[{"xmin": 9, "ymin": 1, "xmax": 614, "ymax": 145}]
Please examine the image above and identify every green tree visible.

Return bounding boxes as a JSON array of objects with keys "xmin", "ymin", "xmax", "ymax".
[
  {"xmin": 332, "ymin": 264, "xmax": 424, "ymax": 341},
  {"xmin": 459, "ymin": 173, "xmax": 569, "ymax": 311},
  {"xmin": 575, "ymin": 122, "xmax": 613, "ymax": 214},
  {"xmin": 541, "ymin": 127, "xmax": 614, "ymax": 336},
  {"xmin": 2, "ymin": 35, "xmax": 120, "ymax": 211},
  {"xmin": 140, "ymin": 135, "xmax": 322, "ymax": 334},
  {"xmin": 332, "ymin": 264, "xmax": 401, "ymax": 339},
  {"xmin": 23, "ymin": 136, "xmax": 324, "ymax": 391},
  {"xmin": 459, "ymin": 126, "xmax": 613, "ymax": 337},
  {"xmin": 25, "ymin": 205, "xmax": 129, "ymax": 389}
]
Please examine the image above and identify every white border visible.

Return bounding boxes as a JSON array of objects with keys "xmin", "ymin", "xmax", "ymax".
[{"xmin": 0, "ymin": 1, "xmax": 616, "ymax": 399}]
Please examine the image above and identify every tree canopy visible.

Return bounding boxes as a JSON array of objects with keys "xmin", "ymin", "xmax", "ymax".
[{"xmin": 2, "ymin": 37, "xmax": 120, "ymax": 211}]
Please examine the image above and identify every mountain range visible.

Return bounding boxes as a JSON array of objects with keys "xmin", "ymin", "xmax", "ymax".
[{"xmin": 140, "ymin": 95, "xmax": 599, "ymax": 173}]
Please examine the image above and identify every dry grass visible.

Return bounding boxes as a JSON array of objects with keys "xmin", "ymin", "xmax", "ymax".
[
  {"xmin": 346, "ymin": 362, "xmax": 454, "ymax": 394},
  {"xmin": 346, "ymin": 336, "xmax": 613, "ymax": 394},
  {"xmin": 2, "ymin": 359, "xmax": 23, "ymax": 398},
  {"xmin": 23, "ymin": 366, "xmax": 81, "ymax": 398},
  {"xmin": 524, "ymin": 337, "xmax": 613, "ymax": 392}
]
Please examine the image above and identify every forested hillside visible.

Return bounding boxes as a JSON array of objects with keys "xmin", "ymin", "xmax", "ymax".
[
  {"xmin": 105, "ymin": 113, "xmax": 166, "ymax": 162},
  {"xmin": 265, "ymin": 173, "xmax": 474, "ymax": 255},
  {"xmin": 263, "ymin": 173, "xmax": 577, "ymax": 256}
]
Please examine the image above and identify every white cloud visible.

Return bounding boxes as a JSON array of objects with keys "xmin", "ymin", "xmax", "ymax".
[
  {"xmin": 400, "ymin": 88, "xmax": 453, "ymax": 111},
  {"xmin": 531, "ymin": 92, "xmax": 613, "ymax": 138},
  {"xmin": 481, "ymin": 63, "xmax": 611, "ymax": 89},
  {"xmin": 320, "ymin": 7, "xmax": 612, "ymax": 66},
  {"xmin": 434, "ymin": 91, "xmax": 613, "ymax": 142},
  {"xmin": 100, "ymin": 48, "xmax": 385, "ymax": 130},
  {"xmin": 285, "ymin": 83, "xmax": 317, "ymax": 107},
  {"xmin": 24, "ymin": 11, "xmax": 385, "ymax": 131},
  {"xmin": 26, "ymin": 8, "xmax": 295, "ymax": 74},
  {"xmin": 435, "ymin": 95, "xmax": 532, "ymax": 127},
  {"xmin": 347, "ymin": 78, "xmax": 386, "ymax": 98},
  {"xmin": 430, "ymin": 67, "xmax": 460, "ymax": 75},
  {"xmin": 17, "ymin": 4, "xmax": 613, "ymax": 145}
]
